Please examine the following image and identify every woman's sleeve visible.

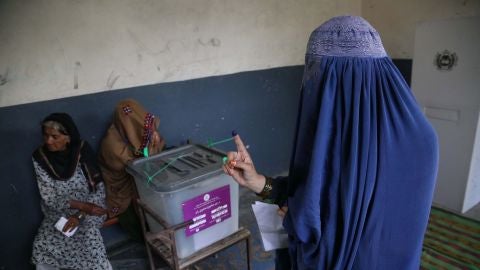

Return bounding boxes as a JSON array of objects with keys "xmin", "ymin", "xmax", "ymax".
[
  {"xmin": 84, "ymin": 181, "xmax": 107, "ymax": 228},
  {"xmin": 79, "ymin": 141, "xmax": 108, "ymax": 227},
  {"xmin": 33, "ymin": 159, "xmax": 70, "ymax": 212},
  {"xmin": 266, "ymin": 176, "xmax": 289, "ymax": 206},
  {"xmin": 86, "ymin": 181, "xmax": 107, "ymax": 208}
]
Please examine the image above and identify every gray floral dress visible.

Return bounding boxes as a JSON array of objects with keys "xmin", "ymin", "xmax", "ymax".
[{"xmin": 31, "ymin": 159, "xmax": 111, "ymax": 269}]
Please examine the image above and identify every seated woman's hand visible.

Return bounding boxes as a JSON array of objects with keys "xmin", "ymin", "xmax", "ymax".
[
  {"xmin": 62, "ymin": 215, "xmax": 80, "ymax": 233},
  {"xmin": 70, "ymin": 200, "xmax": 107, "ymax": 216},
  {"xmin": 89, "ymin": 204, "xmax": 107, "ymax": 216},
  {"xmin": 81, "ymin": 202, "xmax": 107, "ymax": 216}
]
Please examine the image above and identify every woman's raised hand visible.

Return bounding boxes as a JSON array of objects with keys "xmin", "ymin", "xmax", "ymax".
[{"xmin": 223, "ymin": 134, "xmax": 266, "ymax": 194}]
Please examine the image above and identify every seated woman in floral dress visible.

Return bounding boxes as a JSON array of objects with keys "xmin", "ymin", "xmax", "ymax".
[{"xmin": 31, "ymin": 113, "xmax": 111, "ymax": 270}]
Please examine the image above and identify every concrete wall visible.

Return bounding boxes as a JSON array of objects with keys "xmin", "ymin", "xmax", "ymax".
[
  {"xmin": 0, "ymin": 0, "xmax": 361, "ymax": 107},
  {"xmin": 2, "ymin": 1, "xmax": 478, "ymax": 109}
]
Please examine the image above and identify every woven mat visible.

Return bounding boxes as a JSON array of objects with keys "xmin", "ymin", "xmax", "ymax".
[{"xmin": 421, "ymin": 207, "xmax": 480, "ymax": 269}]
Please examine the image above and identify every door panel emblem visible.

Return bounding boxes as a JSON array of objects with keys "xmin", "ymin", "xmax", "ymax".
[{"xmin": 435, "ymin": 50, "xmax": 457, "ymax": 70}]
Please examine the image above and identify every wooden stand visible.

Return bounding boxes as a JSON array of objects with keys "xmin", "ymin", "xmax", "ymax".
[{"xmin": 136, "ymin": 199, "xmax": 252, "ymax": 270}]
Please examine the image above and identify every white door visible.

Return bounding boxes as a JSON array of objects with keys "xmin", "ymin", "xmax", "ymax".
[{"xmin": 411, "ymin": 16, "xmax": 480, "ymax": 213}]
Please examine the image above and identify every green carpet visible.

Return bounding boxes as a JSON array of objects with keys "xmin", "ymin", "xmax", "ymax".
[{"xmin": 421, "ymin": 207, "xmax": 480, "ymax": 270}]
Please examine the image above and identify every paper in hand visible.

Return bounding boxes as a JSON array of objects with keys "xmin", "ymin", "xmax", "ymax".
[
  {"xmin": 54, "ymin": 216, "xmax": 78, "ymax": 237},
  {"xmin": 251, "ymin": 201, "xmax": 289, "ymax": 251}
]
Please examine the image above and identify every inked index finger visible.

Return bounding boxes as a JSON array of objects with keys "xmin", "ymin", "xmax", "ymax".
[{"xmin": 233, "ymin": 135, "xmax": 248, "ymax": 154}]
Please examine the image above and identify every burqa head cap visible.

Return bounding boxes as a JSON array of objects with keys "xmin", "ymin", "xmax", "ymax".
[{"xmin": 306, "ymin": 15, "xmax": 387, "ymax": 58}]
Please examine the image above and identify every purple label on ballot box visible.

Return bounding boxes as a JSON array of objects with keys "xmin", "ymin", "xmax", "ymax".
[{"xmin": 182, "ymin": 185, "xmax": 231, "ymax": 237}]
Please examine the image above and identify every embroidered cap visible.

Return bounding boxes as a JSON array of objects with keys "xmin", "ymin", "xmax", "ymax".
[{"xmin": 306, "ymin": 15, "xmax": 387, "ymax": 58}]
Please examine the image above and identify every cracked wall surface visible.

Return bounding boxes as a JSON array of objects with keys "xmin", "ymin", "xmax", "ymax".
[{"xmin": 0, "ymin": 0, "xmax": 360, "ymax": 107}]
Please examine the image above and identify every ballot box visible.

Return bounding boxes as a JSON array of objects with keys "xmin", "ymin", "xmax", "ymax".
[{"xmin": 127, "ymin": 144, "xmax": 239, "ymax": 258}]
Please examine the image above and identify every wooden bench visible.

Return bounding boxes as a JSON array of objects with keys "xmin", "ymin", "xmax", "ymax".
[{"xmin": 102, "ymin": 217, "xmax": 119, "ymax": 227}]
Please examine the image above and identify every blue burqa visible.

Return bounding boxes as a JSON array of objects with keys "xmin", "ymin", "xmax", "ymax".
[{"xmin": 283, "ymin": 16, "xmax": 439, "ymax": 269}]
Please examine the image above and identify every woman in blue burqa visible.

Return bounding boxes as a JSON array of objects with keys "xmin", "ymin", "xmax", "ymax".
[{"xmin": 224, "ymin": 15, "xmax": 438, "ymax": 269}]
